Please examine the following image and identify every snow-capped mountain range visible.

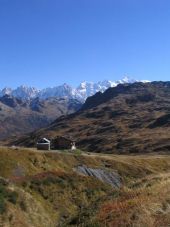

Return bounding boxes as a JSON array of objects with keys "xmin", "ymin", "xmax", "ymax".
[{"xmin": 0, "ymin": 77, "xmax": 149, "ymax": 102}]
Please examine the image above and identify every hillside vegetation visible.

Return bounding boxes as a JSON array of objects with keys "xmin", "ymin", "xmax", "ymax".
[{"xmin": 0, "ymin": 146, "xmax": 170, "ymax": 226}]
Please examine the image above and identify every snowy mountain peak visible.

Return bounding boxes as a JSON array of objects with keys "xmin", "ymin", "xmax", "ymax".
[
  {"xmin": 116, "ymin": 76, "xmax": 136, "ymax": 84},
  {"xmin": 0, "ymin": 77, "xmax": 150, "ymax": 101},
  {"xmin": 12, "ymin": 86, "xmax": 39, "ymax": 99},
  {"xmin": 78, "ymin": 81, "xmax": 94, "ymax": 89},
  {"xmin": 0, "ymin": 87, "xmax": 12, "ymax": 96}
]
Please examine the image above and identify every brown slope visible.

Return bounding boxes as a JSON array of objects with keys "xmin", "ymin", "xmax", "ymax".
[
  {"xmin": 0, "ymin": 95, "xmax": 82, "ymax": 140},
  {"xmin": 12, "ymin": 82, "xmax": 170, "ymax": 154}
]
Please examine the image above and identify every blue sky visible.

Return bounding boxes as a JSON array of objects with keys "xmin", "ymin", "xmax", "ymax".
[{"xmin": 0, "ymin": 0, "xmax": 170, "ymax": 88}]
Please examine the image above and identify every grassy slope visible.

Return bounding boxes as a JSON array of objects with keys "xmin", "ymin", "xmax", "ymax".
[{"xmin": 0, "ymin": 147, "xmax": 169, "ymax": 226}]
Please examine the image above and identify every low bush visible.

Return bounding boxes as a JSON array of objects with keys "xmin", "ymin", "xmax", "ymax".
[
  {"xmin": 0, "ymin": 195, "xmax": 6, "ymax": 214},
  {"xmin": 8, "ymin": 191, "xmax": 18, "ymax": 204},
  {"xmin": 19, "ymin": 200, "xmax": 27, "ymax": 212},
  {"xmin": 0, "ymin": 182, "xmax": 19, "ymax": 214}
]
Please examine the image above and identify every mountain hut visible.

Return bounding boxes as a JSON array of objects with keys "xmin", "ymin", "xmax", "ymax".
[{"xmin": 37, "ymin": 138, "xmax": 51, "ymax": 151}]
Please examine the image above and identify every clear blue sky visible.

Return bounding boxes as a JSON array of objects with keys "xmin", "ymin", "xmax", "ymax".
[{"xmin": 0, "ymin": 0, "xmax": 170, "ymax": 88}]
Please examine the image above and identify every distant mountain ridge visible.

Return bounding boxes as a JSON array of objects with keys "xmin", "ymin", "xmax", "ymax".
[
  {"xmin": 0, "ymin": 77, "xmax": 149, "ymax": 101},
  {"xmin": 0, "ymin": 95, "xmax": 82, "ymax": 140}
]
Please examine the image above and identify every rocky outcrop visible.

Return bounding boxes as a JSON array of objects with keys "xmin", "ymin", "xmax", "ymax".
[{"xmin": 75, "ymin": 165, "xmax": 121, "ymax": 188}]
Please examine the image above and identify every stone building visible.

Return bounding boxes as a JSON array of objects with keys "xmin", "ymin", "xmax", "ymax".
[{"xmin": 51, "ymin": 136, "xmax": 76, "ymax": 150}]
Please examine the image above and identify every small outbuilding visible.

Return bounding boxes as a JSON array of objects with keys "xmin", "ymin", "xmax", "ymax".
[
  {"xmin": 51, "ymin": 136, "xmax": 76, "ymax": 150},
  {"xmin": 37, "ymin": 138, "xmax": 51, "ymax": 151}
]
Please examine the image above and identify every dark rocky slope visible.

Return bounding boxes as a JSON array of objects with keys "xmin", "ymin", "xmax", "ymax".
[{"xmin": 12, "ymin": 82, "xmax": 170, "ymax": 154}]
